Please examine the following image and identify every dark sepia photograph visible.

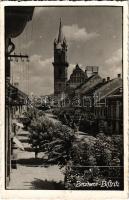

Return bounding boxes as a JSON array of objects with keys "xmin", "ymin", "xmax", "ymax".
[{"xmin": 5, "ymin": 5, "xmax": 124, "ymax": 191}]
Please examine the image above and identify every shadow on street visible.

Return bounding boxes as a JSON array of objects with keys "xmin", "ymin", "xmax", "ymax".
[{"xmin": 27, "ymin": 178, "xmax": 65, "ymax": 190}]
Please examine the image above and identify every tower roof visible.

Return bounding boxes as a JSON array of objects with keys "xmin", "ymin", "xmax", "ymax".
[
  {"xmin": 57, "ymin": 18, "xmax": 64, "ymax": 43},
  {"xmin": 54, "ymin": 19, "xmax": 67, "ymax": 49}
]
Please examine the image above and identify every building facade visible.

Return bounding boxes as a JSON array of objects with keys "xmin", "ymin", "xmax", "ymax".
[
  {"xmin": 5, "ymin": 7, "xmax": 34, "ymax": 186},
  {"xmin": 67, "ymin": 64, "xmax": 88, "ymax": 90}
]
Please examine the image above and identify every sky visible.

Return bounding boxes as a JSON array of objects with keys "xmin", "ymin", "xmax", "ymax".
[{"xmin": 11, "ymin": 6, "xmax": 122, "ymax": 96}]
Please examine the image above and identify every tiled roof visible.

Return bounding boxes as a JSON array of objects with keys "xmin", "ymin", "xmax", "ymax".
[
  {"xmin": 94, "ymin": 78, "xmax": 122, "ymax": 101},
  {"xmin": 83, "ymin": 81, "xmax": 108, "ymax": 96},
  {"xmin": 75, "ymin": 74, "xmax": 95, "ymax": 90},
  {"xmin": 9, "ymin": 84, "xmax": 28, "ymax": 98},
  {"xmin": 6, "ymin": 84, "xmax": 28, "ymax": 106},
  {"xmin": 75, "ymin": 74, "xmax": 103, "ymax": 94}
]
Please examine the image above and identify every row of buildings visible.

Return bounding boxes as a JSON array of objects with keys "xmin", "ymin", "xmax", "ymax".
[
  {"xmin": 52, "ymin": 19, "xmax": 123, "ymax": 135},
  {"xmin": 5, "ymin": 7, "xmax": 34, "ymax": 186}
]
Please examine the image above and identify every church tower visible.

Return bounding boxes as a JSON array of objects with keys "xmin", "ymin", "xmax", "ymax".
[{"xmin": 53, "ymin": 19, "xmax": 69, "ymax": 96}]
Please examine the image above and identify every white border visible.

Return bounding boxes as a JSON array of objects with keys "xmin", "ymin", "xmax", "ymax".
[{"xmin": 0, "ymin": 1, "xmax": 128, "ymax": 199}]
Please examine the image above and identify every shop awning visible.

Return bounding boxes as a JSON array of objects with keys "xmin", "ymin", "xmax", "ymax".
[
  {"xmin": 15, "ymin": 122, "xmax": 24, "ymax": 128},
  {"xmin": 13, "ymin": 136, "xmax": 24, "ymax": 150}
]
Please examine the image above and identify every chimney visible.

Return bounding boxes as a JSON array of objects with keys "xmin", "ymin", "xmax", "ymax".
[
  {"xmin": 93, "ymin": 71, "xmax": 98, "ymax": 75},
  {"xmin": 103, "ymin": 78, "xmax": 106, "ymax": 83},
  {"xmin": 118, "ymin": 74, "xmax": 121, "ymax": 78},
  {"xmin": 107, "ymin": 77, "xmax": 110, "ymax": 82},
  {"xmin": 92, "ymin": 66, "xmax": 99, "ymax": 75}
]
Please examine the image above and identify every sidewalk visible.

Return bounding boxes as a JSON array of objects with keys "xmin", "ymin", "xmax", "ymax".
[{"xmin": 8, "ymin": 128, "xmax": 64, "ymax": 190}]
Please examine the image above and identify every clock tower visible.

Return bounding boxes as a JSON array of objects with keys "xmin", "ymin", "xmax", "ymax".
[{"xmin": 53, "ymin": 19, "xmax": 69, "ymax": 96}]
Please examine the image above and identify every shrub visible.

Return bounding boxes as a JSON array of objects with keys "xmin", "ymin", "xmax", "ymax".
[
  {"xmin": 64, "ymin": 133, "xmax": 123, "ymax": 189},
  {"xmin": 28, "ymin": 115, "xmax": 54, "ymax": 158}
]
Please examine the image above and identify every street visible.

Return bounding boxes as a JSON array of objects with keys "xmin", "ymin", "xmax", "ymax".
[{"xmin": 8, "ymin": 127, "xmax": 64, "ymax": 190}]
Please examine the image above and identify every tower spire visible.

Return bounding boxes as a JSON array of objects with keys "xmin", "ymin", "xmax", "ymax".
[{"xmin": 57, "ymin": 18, "xmax": 63, "ymax": 43}]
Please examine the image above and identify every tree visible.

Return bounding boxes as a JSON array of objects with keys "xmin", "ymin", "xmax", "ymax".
[
  {"xmin": 46, "ymin": 124, "xmax": 75, "ymax": 166},
  {"xmin": 63, "ymin": 132, "xmax": 123, "ymax": 189},
  {"xmin": 21, "ymin": 106, "xmax": 37, "ymax": 130},
  {"xmin": 27, "ymin": 106, "xmax": 123, "ymax": 189},
  {"xmin": 28, "ymin": 115, "xmax": 54, "ymax": 158}
]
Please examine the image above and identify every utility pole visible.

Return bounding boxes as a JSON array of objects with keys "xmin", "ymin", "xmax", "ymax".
[{"xmin": 8, "ymin": 53, "xmax": 29, "ymax": 62}]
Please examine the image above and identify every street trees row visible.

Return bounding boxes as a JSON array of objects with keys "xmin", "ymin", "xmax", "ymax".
[{"xmin": 22, "ymin": 107, "xmax": 123, "ymax": 189}]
